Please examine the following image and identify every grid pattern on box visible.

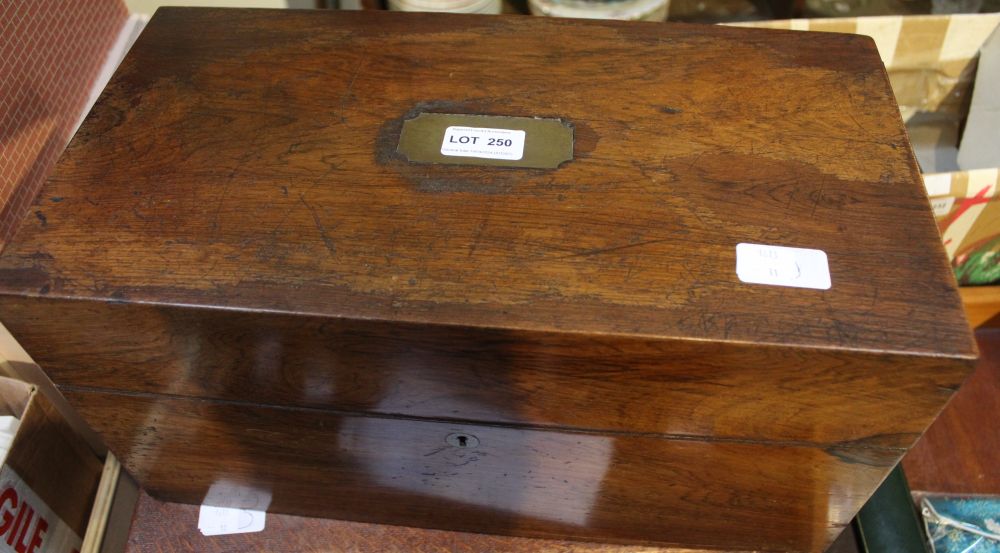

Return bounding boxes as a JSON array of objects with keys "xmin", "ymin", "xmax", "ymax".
[{"xmin": 0, "ymin": 0, "xmax": 128, "ymax": 249}]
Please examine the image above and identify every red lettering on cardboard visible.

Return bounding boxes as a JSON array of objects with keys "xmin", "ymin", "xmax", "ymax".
[
  {"xmin": 0, "ymin": 485, "xmax": 50, "ymax": 553},
  {"xmin": 0, "ymin": 488, "xmax": 17, "ymax": 536},
  {"xmin": 26, "ymin": 517, "xmax": 46, "ymax": 553},
  {"xmin": 7, "ymin": 498, "xmax": 26, "ymax": 547},
  {"xmin": 13, "ymin": 503, "xmax": 34, "ymax": 553}
]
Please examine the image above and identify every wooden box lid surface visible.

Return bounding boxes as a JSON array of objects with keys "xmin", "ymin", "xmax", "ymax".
[{"xmin": 0, "ymin": 9, "xmax": 972, "ymax": 355}]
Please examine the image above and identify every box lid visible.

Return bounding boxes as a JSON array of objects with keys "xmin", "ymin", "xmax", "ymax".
[{"xmin": 0, "ymin": 8, "xmax": 975, "ymax": 359}]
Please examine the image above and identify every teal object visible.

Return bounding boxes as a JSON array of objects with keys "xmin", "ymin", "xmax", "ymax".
[{"xmin": 922, "ymin": 496, "xmax": 1000, "ymax": 553}]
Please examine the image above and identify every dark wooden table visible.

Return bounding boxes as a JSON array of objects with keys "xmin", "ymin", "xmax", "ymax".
[
  {"xmin": 903, "ymin": 328, "xmax": 1000, "ymax": 495},
  {"xmin": 123, "ymin": 490, "xmax": 864, "ymax": 553}
]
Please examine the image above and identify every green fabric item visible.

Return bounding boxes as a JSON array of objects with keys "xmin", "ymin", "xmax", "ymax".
[{"xmin": 856, "ymin": 466, "xmax": 930, "ymax": 553}]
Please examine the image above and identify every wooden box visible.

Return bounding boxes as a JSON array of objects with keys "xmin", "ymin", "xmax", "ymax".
[{"xmin": 0, "ymin": 8, "xmax": 976, "ymax": 552}]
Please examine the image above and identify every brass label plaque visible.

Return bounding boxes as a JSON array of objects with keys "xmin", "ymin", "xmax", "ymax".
[{"xmin": 397, "ymin": 113, "xmax": 574, "ymax": 169}]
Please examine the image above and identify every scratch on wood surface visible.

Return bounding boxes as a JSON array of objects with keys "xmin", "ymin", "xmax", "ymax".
[
  {"xmin": 299, "ymin": 194, "xmax": 337, "ymax": 257},
  {"xmin": 339, "ymin": 53, "xmax": 367, "ymax": 123},
  {"xmin": 467, "ymin": 209, "xmax": 492, "ymax": 258},
  {"xmin": 551, "ymin": 238, "xmax": 671, "ymax": 260}
]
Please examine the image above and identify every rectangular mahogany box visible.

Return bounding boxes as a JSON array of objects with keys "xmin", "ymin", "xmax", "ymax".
[{"xmin": 0, "ymin": 8, "xmax": 976, "ymax": 552}]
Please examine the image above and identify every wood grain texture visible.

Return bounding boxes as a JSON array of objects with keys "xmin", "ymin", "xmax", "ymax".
[
  {"xmin": 0, "ymin": 8, "xmax": 975, "ymax": 440},
  {"xmin": 64, "ymin": 388, "xmax": 890, "ymax": 553},
  {"xmin": 0, "ymin": 296, "xmax": 970, "ymax": 447},
  {"xmin": 122, "ymin": 491, "xmax": 864, "ymax": 553},
  {"xmin": 903, "ymin": 329, "xmax": 1000, "ymax": 494},
  {"xmin": 0, "ymin": 8, "xmax": 974, "ymax": 551}
]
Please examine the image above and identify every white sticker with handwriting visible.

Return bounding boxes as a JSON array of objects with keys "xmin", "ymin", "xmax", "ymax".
[
  {"xmin": 441, "ymin": 126, "xmax": 525, "ymax": 160},
  {"xmin": 198, "ymin": 480, "xmax": 270, "ymax": 536},
  {"xmin": 736, "ymin": 243, "xmax": 831, "ymax": 290},
  {"xmin": 198, "ymin": 506, "xmax": 265, "ymax": 536}
]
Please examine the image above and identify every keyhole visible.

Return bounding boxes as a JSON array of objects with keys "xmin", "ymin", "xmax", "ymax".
[{"xmin": 445, "ymin": 432, "xmax": 479, "ymax": 448}]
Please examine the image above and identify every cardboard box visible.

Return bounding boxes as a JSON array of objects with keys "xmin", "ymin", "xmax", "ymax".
[
  {"xmin": 729, "ymin": 14, "xmax": 1000, "ymax": 285},
  {"xmin": 0, "ymin": 377, "xmax": 103, "ymax": 553},
  {"xmin": 0, "ymin": 326, "xmax": 139, "ymax": 553},
  {"xmin": 925, "ymin": 169, "xmax": 1000, "ymax": 285},
  {"xmin": 0, "ymin": 1, "xmax": 129, "ymax": 249}
]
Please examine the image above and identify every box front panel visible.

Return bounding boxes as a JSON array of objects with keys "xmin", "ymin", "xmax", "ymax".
[{"xmin": 62, "ymin": 388, "xmax": 895, "ymax": 552}]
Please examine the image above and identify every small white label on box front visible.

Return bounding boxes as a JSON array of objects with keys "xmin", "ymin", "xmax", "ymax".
[
  {"xmin": 198, "ymin": 480, "xmax": 270, "ymax": 536},
  {"xmin": 736, "ymin": 243, "xmax": 831, "ymax": 290},
  {"xmin": 441, "ymin": 126, "xmax": 526, "ymax": 160},
  {"xmin": 198, "ymin": 505, "xmax": 266, "ymax": 536}
]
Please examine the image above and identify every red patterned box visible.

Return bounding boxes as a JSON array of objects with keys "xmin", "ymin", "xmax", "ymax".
[{"xmin": 0, "ymin": 0, "xmax": 128, "ymax": 249}]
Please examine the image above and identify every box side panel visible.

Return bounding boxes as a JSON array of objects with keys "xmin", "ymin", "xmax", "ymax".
[
  {"xmin": 0, "ymin": 296, "xmax": 972, "ymax": 447},
  {"xmin": 62, "ymin": 388, "xmax": 895, "ymax": 553},
  {"xmin": 0, "ymin": 0, "xmax": 128, "ymax": 248}
]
